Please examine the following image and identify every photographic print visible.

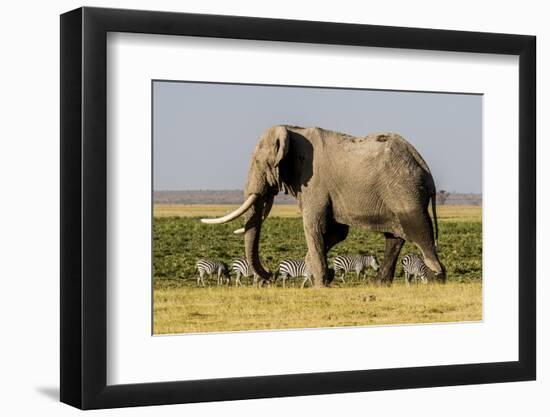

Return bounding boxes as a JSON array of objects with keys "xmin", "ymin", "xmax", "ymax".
[
  {"xmin": 61, "ymin": 9, "xmax": 535, "ymax": 407},
  {"xmin": 152, "ymin": 81, "xmax": 482, "ymax": 335}
]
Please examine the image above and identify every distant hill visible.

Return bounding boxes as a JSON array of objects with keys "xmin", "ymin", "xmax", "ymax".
[
  {"xmin": 439, "ymin": 193, "xmax": 482, "ymax": 206},
  {"xmin": 154, "ymin": 190, "xmax": 482, "ymax": 206}
]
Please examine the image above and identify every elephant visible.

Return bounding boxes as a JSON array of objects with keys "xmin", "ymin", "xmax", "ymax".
[{"xmin": 201, "ymin": 125, "xmax": 446, "ymax": 287}]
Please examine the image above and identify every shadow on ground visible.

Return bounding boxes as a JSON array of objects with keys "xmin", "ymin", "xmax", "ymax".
[{"xmin": 36, "ymin": 386, "xmax": 59, "ymax": 401}]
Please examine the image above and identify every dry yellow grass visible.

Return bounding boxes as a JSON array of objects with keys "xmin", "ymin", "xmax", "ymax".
[
  {"xmin": 153, "ymin": 282, "xmax": 482, "ymax": 334},
  {"xmin": 435, "ymin": 205, "xmax": 482, "ymax": 222},
  {"xmin": 153, "ymin": 204, "xmax": 301, "ymax": 218},
  {"xmin": 154, "ymin": 204, "xmax": 481, "ymax": 222}
]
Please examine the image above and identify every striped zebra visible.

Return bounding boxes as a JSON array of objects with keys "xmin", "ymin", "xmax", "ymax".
[
  {"xmin": 401, "ymin": 253, "xmax": 429, "ymax": 287},
  {"xmin": 195, "ymin": 259, "xmax": 230, "ymax": 286},
  {"xmin": 275, "ymin": 259, "xmax": 312, "ymax": 288},
  {"xmin": 332, "ymin": 254, "xmax": 380, "ymax": 283},
  {"xmin": 230, "ymin": 257, "xmax": 260, "ymax": 286}
]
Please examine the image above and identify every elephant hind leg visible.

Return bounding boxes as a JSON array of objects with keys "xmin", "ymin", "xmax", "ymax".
[
  {"xmin": 420, "ymin": 248, "xmax": 446, "ymax": 283},
  {"xmin": 398, "ymin": 210, "xmax": 446, "ymax": 282},
  {"xmin": 376, "ymin": 233, "xmax": 405, "ymax": 285}
]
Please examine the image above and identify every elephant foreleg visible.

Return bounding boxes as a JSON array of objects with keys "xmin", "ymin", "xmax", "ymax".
[
  {"xmin": 303, "ymin": 214, "xmax": 330, "ymax": 287},
  {"xmin": 376, "ymin": 233, "xmax": 405, "ymax": 285}
]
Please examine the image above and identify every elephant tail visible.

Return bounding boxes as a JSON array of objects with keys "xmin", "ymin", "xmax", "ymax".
[{"xmin": 431, "ymin": 190, "xmax": 439, "ymax": 251}]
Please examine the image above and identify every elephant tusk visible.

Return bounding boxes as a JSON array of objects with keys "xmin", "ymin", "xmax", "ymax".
[
  {"xmin": 201, "ymin": 194, "xmax": 258, "ymax": 224},
  {"xmin": 232, "ymin": 196, "xmax": 272, "ymax": 234}
]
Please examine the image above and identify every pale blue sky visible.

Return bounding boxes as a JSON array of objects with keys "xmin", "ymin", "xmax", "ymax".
[{"xmin": 153, "ymin": 81, "xmax": 482, "ymax": 193}]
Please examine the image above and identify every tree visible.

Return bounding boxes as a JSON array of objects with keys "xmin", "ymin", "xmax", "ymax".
[{"xmin": 437, "ymin": 190, "xmax": 450, "ymax": 205}]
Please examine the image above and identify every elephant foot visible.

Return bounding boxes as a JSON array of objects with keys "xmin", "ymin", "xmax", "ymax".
[
  {"xmin": 426, "ymin": 268, "xmax": 446, "ymax": 284},
  {"xmin": 375, "ymin": 271, "xmax": 394, "ymax": 287},
  {"xmin": 311, "ymin": 280, "xmax": 325, "ymax": 288},
  {"xmin": 435, "ymin": 271, "xmax": 447, "ymax": 284},
  {"xmin": 320, "ymin": 269, "xmax": 335, "ymax": 287}
]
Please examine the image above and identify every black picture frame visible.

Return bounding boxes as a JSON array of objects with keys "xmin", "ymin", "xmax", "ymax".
[{"xmin": 60, "ymin": 6, "xmax": 536, "ymax": 410}]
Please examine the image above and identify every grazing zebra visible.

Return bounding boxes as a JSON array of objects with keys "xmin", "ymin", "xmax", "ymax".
[
  {"xmin": 275, "ymin": 259, "xmax": 312, "ymax": 288},
  {"xmin": 230, "ymin": 257, "xmax": 260, "ymax": 286},
  {"xmin": 195, "ymin": 259, "xmax": 230, "ymax": 286},
  {"xmin": 332, "ymin": 254, "xmax": 380, "ymax": 283},
  {"xmin": 401, "ymin": 253, "xmax": 429, "ymax": 287}
]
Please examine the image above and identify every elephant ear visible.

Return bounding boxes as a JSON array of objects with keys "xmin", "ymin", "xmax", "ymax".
[
  {"xmin": 273, "ymin": 127, "xmax": 290, "ymax": 167},
  {"xmin": 272, "ymin": 127, "xmax": 290, "ymax": 193}
]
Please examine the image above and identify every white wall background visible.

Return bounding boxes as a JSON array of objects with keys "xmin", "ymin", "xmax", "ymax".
[{"xmin": 0, "ymin": 1, "xmax": 545, "ymax": 415}]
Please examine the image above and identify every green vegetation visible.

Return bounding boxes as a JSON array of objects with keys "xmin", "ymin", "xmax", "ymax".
[{"xmin": 153, "ymin": 205, "xmax": 482, "ymax": 334}]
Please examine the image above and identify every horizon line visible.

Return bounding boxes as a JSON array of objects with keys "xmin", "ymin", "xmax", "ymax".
[{"xmin": 153, "ymin": 189, "xmax": 483, "ymax": 194}]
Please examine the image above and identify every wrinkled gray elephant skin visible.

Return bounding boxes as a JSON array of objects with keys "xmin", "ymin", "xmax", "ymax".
[{"xmin": 202, "ymin": 125, "xmax": 446, "ymax": 287}]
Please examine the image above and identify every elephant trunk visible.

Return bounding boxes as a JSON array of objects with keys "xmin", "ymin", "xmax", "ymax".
[
  {"xmin": 244, "ymin": 196, "xmax": 272, "ymax": 282},
  {"xmin": 262, "ymin": 193, "xmax": 275, "ymax": 220},
  {"xmin": 232, "ymin": 194, "xmax": 274, "ymax": 235}
]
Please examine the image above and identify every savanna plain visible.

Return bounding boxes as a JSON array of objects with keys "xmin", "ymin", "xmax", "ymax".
[{"xmin": 153, "ymin": 204, "xmax": 482, "ymax": 334}]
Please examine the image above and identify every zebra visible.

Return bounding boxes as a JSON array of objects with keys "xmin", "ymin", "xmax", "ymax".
[
  {"xmin": 195, "ymin": 259, "xmax": 230, "ymax": 286},
  {"xmin": 275, "ymin": 259, "xmax": 312, "ymax": 288},
  {"xmin": 230, "ymin": 257, "xmax": 260, "ymax": 286},
  {"xmin": 401, "ymin": 253, "xmax": 430, "ymax": 287},
  {"xmin": 332, "ymin": 254, "xmax": 380, "ymax": 283}
]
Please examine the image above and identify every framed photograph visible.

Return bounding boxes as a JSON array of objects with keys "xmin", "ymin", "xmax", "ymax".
[{"xmin": 60, "ymin": 6, "xmax": 536, "ymax": 409}]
